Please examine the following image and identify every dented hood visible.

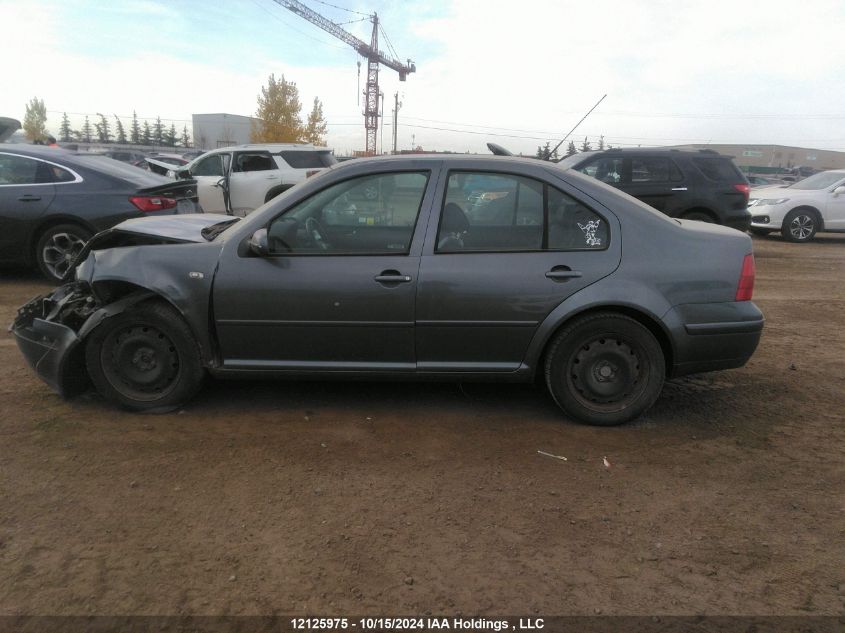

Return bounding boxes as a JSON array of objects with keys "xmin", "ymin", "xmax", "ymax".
[{"xmin": 63, "ymin": 214, "xmax": 239, "ymax": 282}]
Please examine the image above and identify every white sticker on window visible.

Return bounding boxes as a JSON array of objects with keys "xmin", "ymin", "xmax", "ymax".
[{"xmin": 577, "ymin": 220, "xmax": 602, "ymax": 247}]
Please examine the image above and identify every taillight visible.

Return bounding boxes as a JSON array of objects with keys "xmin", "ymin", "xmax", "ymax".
[
  {"xmin": 129, "ymin": 195, "xmax": 178, "ymax": 212},
  {"xmin": 734, "ymin": 183, "xmax": 750, "ymax": 201},
  {"xmin": 736, "ymin": 253, "xmax": 755, "ymax": 301}
]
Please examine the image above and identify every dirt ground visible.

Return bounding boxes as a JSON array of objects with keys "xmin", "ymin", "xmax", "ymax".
[{"xmin": 1, "ymin": 234, "xmax": 844, "ymax": 617}]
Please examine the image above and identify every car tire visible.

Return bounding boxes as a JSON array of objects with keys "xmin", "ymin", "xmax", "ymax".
[
  {"xmin": 85, "ymin": 301, "xmax": 205, "ymax": 412},
  {"xmin": 781, "ymin": 208, "xmax": 818, "ymax": 243},
  {"xmin": 683, "ymin": 211, "xmax": 715, "ymax": 223},
  {"xmin": 35, "ymin": 223, "xmax": 92, "ymax": 283},
  {"xmin": 749, "ymin": 228, "xmax": 771, "ymax": 236},
  {"xmin": 544, "ymin": 313, "xmax": 666, "ymax": 426}
]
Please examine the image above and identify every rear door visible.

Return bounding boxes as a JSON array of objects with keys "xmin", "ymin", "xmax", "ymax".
[
  {"xmin": 621, "ymin": 155, "xmax": 690, "ymax": 215},
  {"xmin": 415, "ymin": 163, "xmax": 621, "ymax": 372},
  {"xmin": 228, "ymin": 150, "xmax": 281, "ymax": 214},
  {"xmin": 0, "ymin": 152, "xmax": 56, "ymax": 263}
]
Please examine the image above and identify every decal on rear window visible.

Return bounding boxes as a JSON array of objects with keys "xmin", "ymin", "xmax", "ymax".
[{"xmin": 578, "ymin": 219, "xmax": 602, "ymax": 247}]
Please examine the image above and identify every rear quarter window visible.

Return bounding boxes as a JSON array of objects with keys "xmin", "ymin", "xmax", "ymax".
[
  {"xmin": 693, "ymin": 157, "xmax": 742, "ymax": 182},
  {"xmin": 279, "ymin": 151, "xmax": 336, "ymax": 169}
]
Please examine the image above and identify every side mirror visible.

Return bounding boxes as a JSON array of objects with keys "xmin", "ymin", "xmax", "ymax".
[
  {"xmin": 833, "ymin": 186, "xmax": 845, "ymax": 196},
  {"xmin": 248, "ymin": 228, "xmax": 269, "ymax": 257}
]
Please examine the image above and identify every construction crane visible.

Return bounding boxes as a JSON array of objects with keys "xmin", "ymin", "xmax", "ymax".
[{"xmin": 271, "ymin": 0, "xmax": 415, "ymax": 155}]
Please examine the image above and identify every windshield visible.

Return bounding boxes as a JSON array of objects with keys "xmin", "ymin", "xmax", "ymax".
[{"xmin": 788, "ymin": 171, "xmax": 845, "ymax": 190}]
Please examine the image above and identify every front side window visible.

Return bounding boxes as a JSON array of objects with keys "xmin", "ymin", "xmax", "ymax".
[
  {"xmin": 192, "ymin": 154, "xmax": 227, "ymax": 177},
  {"xmin": 436, "ymin": 171, "xmax": 607, "ymax": 253},
  {"xmin": 266, "ymin": 171, "xmax": 429, "ymax": 255},
  {"xmin": 0, "ymin": 154, "xmax": 53, "ymax": 185}
]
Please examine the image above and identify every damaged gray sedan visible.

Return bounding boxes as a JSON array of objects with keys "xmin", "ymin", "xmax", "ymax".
[{"xmin": 11, "ymin": 155, "xmax": 764, "ymax": 425}]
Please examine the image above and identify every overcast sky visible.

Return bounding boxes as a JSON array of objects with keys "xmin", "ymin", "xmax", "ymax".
[{"xmin": 3, "ymin": 0, "xmax": 845, "ymax": 155}]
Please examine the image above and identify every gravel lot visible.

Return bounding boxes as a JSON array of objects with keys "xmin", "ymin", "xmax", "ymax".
[{"xmin": 1, "ymin": 235, "xmax": 843, "ymax": 616}]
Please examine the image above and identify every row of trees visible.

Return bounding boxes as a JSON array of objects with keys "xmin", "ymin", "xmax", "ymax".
[
  {"xmin": 250, "ymin": 74, "xmax": 327, "ymax": 146},
  {"xmin": 22, "ymin": 97, "xmax": 192, "ymax": 147},
  {"xmin": 535, "ymin": 135, "xmax": 611, "ymax": 160}
]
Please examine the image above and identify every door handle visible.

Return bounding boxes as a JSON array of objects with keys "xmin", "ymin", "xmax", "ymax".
[
  {"xmin": 546, "ymin": 267, "xmax": 583, "ymax": 281},
  {"xmin": 671, "ymin": 187, "xmax": 688, "ymax": 191},
  {"xmin": 374, "ymin": 270, "xmax": 412, "ymax": 283},
  {"xmin": 17, "ymin": 195, "xmax": 41, "ymax": 202}
]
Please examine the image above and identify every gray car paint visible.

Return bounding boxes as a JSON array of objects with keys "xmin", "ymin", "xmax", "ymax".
[{"xmin": 12, "ymin": 154, "xmax": 763, "ymax": 396}]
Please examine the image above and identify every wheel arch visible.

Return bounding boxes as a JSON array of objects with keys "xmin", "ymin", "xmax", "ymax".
[
  {"xmin": 28, "ymin": 215, "xmax": 97, "ymax": 266},
  {"xmin": 786, "ymin": 205, "xmax": 824, "ymax": 230},
  {"xmin": 532, "ymin": 303, "xmax": 674, "ymax": 381},
  {"xmin": 679, "ymin": 206, "xmax": 718, "ymax": 222},
  {"xmin": 264, "ymin": 183, "xmax": 295, "ymax": 203}
]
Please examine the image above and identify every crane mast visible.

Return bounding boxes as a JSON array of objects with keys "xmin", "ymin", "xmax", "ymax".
[{"xmin": 272, "ymin": 0, "xmax": 415, "ymax": 155}]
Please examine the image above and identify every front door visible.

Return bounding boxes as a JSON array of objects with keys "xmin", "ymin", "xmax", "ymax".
[
  {"xmin": 228, "ymin": 151, "xmax": 282, "ymax": 215},
  {"xmin": 212, "ymin": 170, "xmax": 436, "ymax": 370},
  {"xmin": 824, "ymin": 178, "xmax": 845, "ymax": 230},
  {"xmin": 190, "ymin": 152, "xmax": 230, "ymax": 214},
  {"xmin": 416, "ymin": 168, "xmax": 621, "ymax": 372}
]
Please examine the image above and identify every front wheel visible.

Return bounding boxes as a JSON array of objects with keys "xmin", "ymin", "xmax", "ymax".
[
  {"xmin": 544, "ymin": 313, "xmax": 666, "ymax": 426},
  {"xmin": 85, "ymin": 301, "xmax": 204, "ymax": 412},
  {"xmin": 782, "ymin": 208, "xmax": 818, "ymax": 242}
]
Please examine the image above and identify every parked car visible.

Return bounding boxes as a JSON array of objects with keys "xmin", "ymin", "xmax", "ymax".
[
  {"xmin": 178, "ymin": 143, "xmax": 336, "ymax": 216},
  {"xmin": 98, "ymin": 149, "xmax": 148, "ymax": 165},
  {"xmin": 11, "ymin": 154, "xmax": 763, "ymax": 426},
  {"xmin": 0, "ymin": 145, "xmax": 200, "ymax": 282},
  {"xmin": 0, "ymin": 117, "xmax": 21, "ymax": 142},
  {"xmin": 558, "ymin": 148, "xmax": 751, "ymax": 230},
  {"xmin": 748, "ymin": 169, "xmax": 845, "ymax": 242},
  {"xmin": 142, "ymin": 153, "xmax": 190, "ymax": 177}
]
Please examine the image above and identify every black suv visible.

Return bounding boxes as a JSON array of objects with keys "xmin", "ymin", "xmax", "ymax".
[{"xmin": 558, "ymin": 148, "xmax": 751, "ymax": 230}]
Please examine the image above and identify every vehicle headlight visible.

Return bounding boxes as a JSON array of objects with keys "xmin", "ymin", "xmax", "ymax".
[{"xmin": 755, "ymin": 198, "xmax": 789, "ymax": 206}]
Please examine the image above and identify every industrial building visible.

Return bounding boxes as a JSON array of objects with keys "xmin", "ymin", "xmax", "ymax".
[
  {"xmin": 671, "ymin": 144, "xmax": 845, "ymax": 172},
  {"xmin": 191, "ymin": 113, "xmax": 259, "ymax": 150}
]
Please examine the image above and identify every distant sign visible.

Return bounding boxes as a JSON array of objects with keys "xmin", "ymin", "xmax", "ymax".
[
  {"xmin": 742, "ymin": 150, "xmax": 763, "ymax": 157},
  {"xmin": 806, "ymin": 155, "xmax": 817, "ymax": 161}
]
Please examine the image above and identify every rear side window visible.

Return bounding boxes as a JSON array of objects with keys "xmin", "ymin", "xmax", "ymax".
[
  {"xmin": 694, "ymin": 157, "xmax": 742, "ymax": 182},
  {"xmin": 631, "ymin": 157, "xmax": 683, "ymax": 183},
  {"xmin": 437, "ymin": 171, "xmax": 607, "ymax": 253},
  {"xmin": 576, "ymin": 157, "xmax": 624, "ymax": 184},
  {"xmin": 234, "ymin": 152, "xmax": 276, "ymax": 172},
  {"xmin": 279, "ymin": 151, "xmax": 336, "ymax": 169},
  {"xmin": 0, "ymin": 154, "xmax": 54, "ymax": 184}
]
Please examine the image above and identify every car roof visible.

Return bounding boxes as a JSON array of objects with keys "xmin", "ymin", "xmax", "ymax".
[{"xmin": 205, "ymin": 143, "xmax": 327, "ymax": 153}]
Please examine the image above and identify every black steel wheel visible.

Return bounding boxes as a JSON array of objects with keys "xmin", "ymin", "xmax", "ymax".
[
  {"xmin": 85, "ymin": 301, "xmax": 204, "ymax": 412},
  {"xmin": 35, "ymin": 223, "xmax": 92, "ymax": 283},
  {"xmin": 782, "ymin": 208, "xmax": 818, "ymax": 243},
  {"xmin": 544, "ymin": 313, "xmax": 665, "ymax": 425}
]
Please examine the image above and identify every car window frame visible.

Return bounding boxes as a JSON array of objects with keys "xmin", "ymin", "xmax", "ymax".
[
  {"xmin": 191, "ymin": 152, "xmax": 230, "ymax": 178},
  {"xmin": 0, "ymin": 152, "xmax": 83, "ymax": 187},
  {"xmin": 232, "ymin": 150, "xmax": 279, "ymax": 174},
  {"xmin": 260, "ymin": 169, "xmax": 434, "ymax": 258},
  {"xmin": 434, "ymin": 169, "xmax": 611, "ymax": 255}
]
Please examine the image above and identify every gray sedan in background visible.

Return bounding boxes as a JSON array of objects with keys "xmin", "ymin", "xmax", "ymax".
[{"xmin": 12, "ymin": 154, "xmax": 763, "ymax": 425}]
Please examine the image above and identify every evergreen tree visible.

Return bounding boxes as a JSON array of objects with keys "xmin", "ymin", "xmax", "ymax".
[
  {"xmin": 81, "ymin": 116, "xmax": 93, "ymax": 143},
  {"xmin": 130, "ymin": 111, "xmax": 140, "ymax": 144},
  {"xmin": 565, "ymin": 141, "xmax": 578, "ymax": 157},
  {"xmin": 114, "ymin": 115, "xmax": 127, "ymax": 144},
  {"xmin": 535, "ymin": 142, "xmax": 553, "ymax": 161},
  {"xmin": 22, "ymin": 97, "xmax": 48, "ymax": 142},
  {"xmin": 250, "ymin": 73, "xmax": 303, "ymax": 143},
  {"xmin": 181, "ymin": 125, "xmax": 191, "ymax": 148},
  {"xmin": 580, "ymin": 136, "xmax": 592, "ymax": 152},
  {"xmin": 165, "ymin": 123, "xmax": 178, "ymax": 146},
  {"xmin": 59, "ymin": 112, "xmax": 72, "ymax": 142},
  {"xmin": 302, "ymin": 97, "xmax": 328, "ymax": 146},
  {"xmin": 94, "ymin": 113, "xmax": 112, "ymax": 143},
  {"xmin": 152, "ymin": 116, "xmax": 164, "ymax": 146},
  {"xmin": 141, "ymin": 120, "xmax": 151, "ymax": 145}
]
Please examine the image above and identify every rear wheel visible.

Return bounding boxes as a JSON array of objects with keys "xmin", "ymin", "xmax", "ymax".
[
  {"xmin": 782, "ymin": 208, "xmax": 818, "ymax": 242},
  {"xmin": 85, "ymin": 301, "xmax": 204, "ymax": 412},
  {"xmin": 35, "ymin": 223, "xmax": 92, "ymax": 283},
  {"xmin": 544, "ymin": 313, "xmax": 665, "ymax": 426}
]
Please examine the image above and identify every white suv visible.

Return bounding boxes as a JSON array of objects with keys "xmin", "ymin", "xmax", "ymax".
[
  {"xmin": 183, "ymin": 143, "xmax": 336, "ymax": 216},
  {"xmin": 749, "ymin": 169, "xmax": 845, "ymax": 242}
]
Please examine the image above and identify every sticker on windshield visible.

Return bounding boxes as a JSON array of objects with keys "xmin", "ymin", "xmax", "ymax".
[{"xmin": 578, "ymin": 220, "xmax": 602, "ymax": 247}]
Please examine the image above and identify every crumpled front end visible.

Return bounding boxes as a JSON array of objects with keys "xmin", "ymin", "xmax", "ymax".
[{"xmin": 11, "ymin": 282, "xmax": 100, "ymax": 396}]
